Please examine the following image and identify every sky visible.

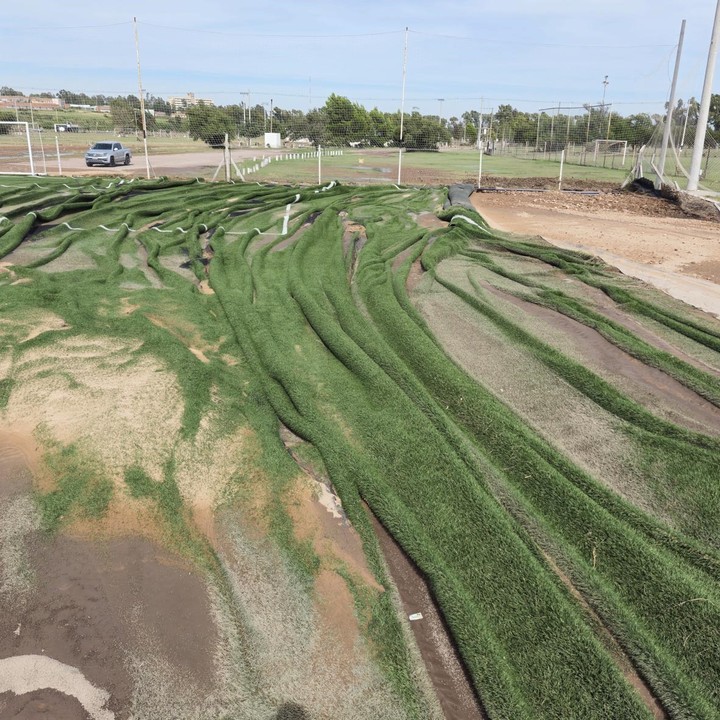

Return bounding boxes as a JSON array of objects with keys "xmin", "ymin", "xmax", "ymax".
[{"xmin": 2, "ymin": 1, "xmax": 719, "ymax": 119}]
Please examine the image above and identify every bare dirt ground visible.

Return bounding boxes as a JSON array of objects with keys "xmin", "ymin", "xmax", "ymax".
[
  {"xmin": 62, "ymin": 151, "xmax": 227, "ymax": 178},
  {"xmin": 0, "ymin": 309, "xmax": 417, "ymax": 718},
  {"xmin": 368, "ymin": 512, "xmax": 485, "ymax": 720},
  {"xmin": 471, "ymin": 186, "xmax": 720, "ymax": 317},
  {"xmin": 0, "ymin": 430, "xmax": 218, "ymax": 720}
]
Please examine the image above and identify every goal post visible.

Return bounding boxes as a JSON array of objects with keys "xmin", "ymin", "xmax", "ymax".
[
  {"xmin": 0, "ymin": 121, "xmax": 35, "ymax": 175},
  {"xmin": 592, "ymin": 139, "xmax": 627, "ymax": 166}
]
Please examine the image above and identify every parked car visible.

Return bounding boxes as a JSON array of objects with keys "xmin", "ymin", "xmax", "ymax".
[{"xmin": 85, "ymin": 141, "xmax": 132, "ymax": 167}]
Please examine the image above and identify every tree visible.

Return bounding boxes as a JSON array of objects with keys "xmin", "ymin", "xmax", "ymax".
[
  {"xmin": 166, "ymin": 115, "xmax": 187, "ymax": 133},
  {"xmin": 492, "ymin": 104, "xmax": 515, "ymax": 141},
  {"xmin": 271, "ymin": 108, "xmax": 307, "ymax": 140},
  {"xmin": 618, "ymin": 113, "xmax": 656, "ymax": 148},
  {"xmin": 709, "ymin": 93, "xmax": 720, "ymax": 135},
  {"xmin": 109, "ymin": 95, "xmax": 158, "ymax": 133},
  {"xmin": 323, "ymin": 94, "xmax": 371, "ymax": 145},
  {"xmin": 368, "ymin": 108, "xmax": 395, "ymax": 146},
  {"xmin": 465, "ymin": 122, "xmax": 478, "ymax": 145},
  {"xmin": 0, "ymin": 111, "xmax": 15, "ymax": 133},
  {"xmin": 149, "ymin": 96, "xmax": 171, "ymax": 115},
  {"xmin": 305, "ymin": 108, "xmax": 328, "ymax": 145},
  {"xmin": 187, "ymin": 102, "xmax": 236, "ymax": 147},
  {"xmin": 448, "ymin": 116, "xmax": 464, "ymax": 141},
  {"xmin": 0, "ymin": 86, "xmax": 22, "ymax": 96},
  {"xmin": 396, "ymin": 111, "xmax": 451, "ymax": 150},
  {"xmin": 110, "ymin": 98, "xmax": 138, "ymax": 131},
  {"xmin": 511, "ymin": 113, "xmax": 537, "ymax": 144}
]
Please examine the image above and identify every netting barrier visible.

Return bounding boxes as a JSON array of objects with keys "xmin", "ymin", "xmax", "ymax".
[
  {"xmin": 622, "ymin": 101, "xmax": 720, "ymax": 194},
  {"xmin": 2, "ymin": 20, "xmax": 718, "ymax": 191}
]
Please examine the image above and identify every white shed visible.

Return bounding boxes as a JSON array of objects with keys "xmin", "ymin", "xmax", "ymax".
[{"xmin": 264, "ymin": 132, "xmax": 281, "ymax": 149}]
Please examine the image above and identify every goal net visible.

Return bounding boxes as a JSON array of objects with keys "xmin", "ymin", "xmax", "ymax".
[
  {"xmin": 623, "ymin": 103, "xmax": 720, "ymax": 194},
  {"xmin": 0, "ymin": 122, "xmax": 35, "ymax": 175},
  {"xmin": 592, "ymin": 139, "xmax": 627, "ymax": 165}
]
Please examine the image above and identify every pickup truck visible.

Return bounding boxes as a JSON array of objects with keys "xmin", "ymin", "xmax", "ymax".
[{"xmin": 85, "ymin": 141, "xmax": 132, "ymax": 167}]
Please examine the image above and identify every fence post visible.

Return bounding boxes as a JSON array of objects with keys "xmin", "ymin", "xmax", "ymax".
[
  {"xmin": 224, "ymin": 133, "xmax": 230, "ymax": 182},
  {"xmin": 24, "ymin": 122, "xmax": 35, "ymax": 176},
  {"xmin": 55, "ymin": 135, "xmax": 62, "ymax": 175},
  {"xmin": 37, "ymin": 129, "xmax": 47, "ymax": 175},
  {"xmin": 477, "ymin": 144, "xmax": 484, "ymax": 187},
  {"xmin": 318, "ymin": 144, "xmax": 322, "ymax": 184},
  {"xmin": 558, "ymin": 149, "xmax": 565, "ymax": 191}
]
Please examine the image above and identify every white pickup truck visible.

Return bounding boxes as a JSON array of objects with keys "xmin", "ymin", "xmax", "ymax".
[{"xmin": 85, "ymin": 141, "xmax": 132, "ymax": 167}]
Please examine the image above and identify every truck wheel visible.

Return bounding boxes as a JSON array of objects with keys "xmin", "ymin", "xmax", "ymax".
[
  {"xmin": 86, "ymin": 163, "xmax": 92, "ymax": 167},
  {"xmin": 109, "ymin": 156, "xmax": 116, "ymax": 167},
  {"xmin": 124, "ymin": 154, "xmax": 130, "ymax": 165}
]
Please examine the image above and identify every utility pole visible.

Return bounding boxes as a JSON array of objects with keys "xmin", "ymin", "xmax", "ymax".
[
  {"xmin": 659, "ymin": 19, "xmax": 686, "ymax": 184},
  {"xmin": 477, "ymin": 100, "xmax": 484, "ymax": 186},
  {"xmin": 438, "ymin": 98, "xmax": 445, "ymax": 125},
  {"xmin": 270, "ymin": 98, "xmax": 273, "ymax": 133},
  {"xmin": 688, "ymin": 0, "xmax": 720, "ymax": 191},
  {"xmin": 397, "ymin": 27, "xmax": 408, "ymax": 185},
  {"xmin": 133, "ymin": 17, "xmax": 151, "ymax": 179}
]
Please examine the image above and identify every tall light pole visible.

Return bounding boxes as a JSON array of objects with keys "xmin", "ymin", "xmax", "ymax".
[
  {"xmin": 438, "ymin": 98, "xmax": 445, "ymax": 125},
  {"xmin": 688, "ymin": 0, "xmax": 720, "ymax": 191},
  {"xmin": 133, "ymin": 17, "xmax": 151, "ymax": 179},
  {"xmin": 601, "ymin": 75, "xmax": 609, "ymax": 112},
  {"xmin": 397, "ymin": 27, "xmax": 408, "ymax": 185}
]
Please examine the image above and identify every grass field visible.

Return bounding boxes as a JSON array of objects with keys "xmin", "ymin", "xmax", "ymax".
[
  {"xmin": 239, "ymin": 148, "xmax": 630, "ymax": 185},
  {"xmin": 2, "ymin": 123, "xmax": 718, "ymax": 193},
  {"xmin": 1, "ymin": 175, "xmax": 719, "ymax": 718}
]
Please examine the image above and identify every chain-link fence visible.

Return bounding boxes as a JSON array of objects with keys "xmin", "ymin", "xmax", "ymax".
[{"xmin": 1, "ymin": 21, "xmax": 718, "ymax": 192}]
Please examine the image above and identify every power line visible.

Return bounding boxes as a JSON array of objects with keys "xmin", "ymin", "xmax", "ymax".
[
  {"xmin": 8, "ymin": 21, "xmax": 131, "ymax": 30},
  {"xmin": 408, "ymin": 29, "xmax": 674, "ymax": 49},
  {"xmin": 138, "ymin": 21, "xmax": 403, "ymax": 39}
]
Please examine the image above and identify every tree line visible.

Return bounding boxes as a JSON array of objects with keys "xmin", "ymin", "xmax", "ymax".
[{"xmin": 1, "ymin": 85, "xmax": 719, "ymax": 150}]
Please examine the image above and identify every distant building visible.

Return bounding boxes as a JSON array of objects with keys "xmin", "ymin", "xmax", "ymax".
[
  {"xmin": 0, "ymin": 96, "xmax": 65, "ymax": 110},
  {"xmin": 167, "ymin": 92, "xmax": 214, "ymax": 111}
]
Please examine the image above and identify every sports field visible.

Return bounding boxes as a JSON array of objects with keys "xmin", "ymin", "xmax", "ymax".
[
  {"xmin": 1, "ymin": 175, "xmax": 719, "ymax": 719},
  {"xmin": 0, "ymin": 133, "xmax": 636, "ymax": 186}
]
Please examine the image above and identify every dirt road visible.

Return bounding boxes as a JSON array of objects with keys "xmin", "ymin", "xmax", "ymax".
[
  {"xmin": 472, "ymin": 189, "xmax": 720, "ymax": 317},
  {"xmin": 59, "ymin": 148, "xmax": 284, "ymax": 178}
]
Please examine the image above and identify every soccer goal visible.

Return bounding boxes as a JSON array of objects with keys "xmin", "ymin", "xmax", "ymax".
[
  {"xmin": 592, "ymin": 139, "xmax": 627, "ymax": 166},
  {"xmin": 0, "ymin": 121, "xmax": 36, "ymax": 175}
]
